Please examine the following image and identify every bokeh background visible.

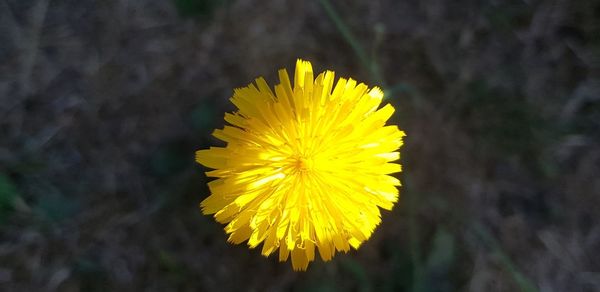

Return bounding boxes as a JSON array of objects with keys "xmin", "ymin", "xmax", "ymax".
[{"xmin": 1, "ymin": 0, "xmax": 599, "ymax": 291}]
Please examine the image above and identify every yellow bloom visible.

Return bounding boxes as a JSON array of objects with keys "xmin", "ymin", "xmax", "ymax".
[{"xmin": 196, "ymin": 59, "xmax": 405, "ymax": 271}]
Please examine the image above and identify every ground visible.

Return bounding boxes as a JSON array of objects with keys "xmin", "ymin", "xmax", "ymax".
[{"xmin": 0, "ymin": 0, "xmax": 599, "ymax": 291}]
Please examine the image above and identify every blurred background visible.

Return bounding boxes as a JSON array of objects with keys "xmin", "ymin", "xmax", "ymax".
[{"xmin": 1, "ymin": 0, "xmax": 599, "ymax": 291}]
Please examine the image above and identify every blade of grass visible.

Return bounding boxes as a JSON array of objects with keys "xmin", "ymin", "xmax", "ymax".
[
  {"xmin": 406, "ymin": 180, "xmax": 423, "ymax": 292},
  {"xmin": 385, "ymin": 82, "xmax": 425, "ymax": 108},
  {"xmin": 318, "ymin": 0, "xmax": 385, "ymax": 85},
  {"xmin": 340, "ymin": 258, "xmax": 372, "ymax": 292},
  {"xmin": 20, "ymin": 0, "xmax": 50, "ymax": 95},
  {"xmin": 318, "ymin": 0, "xmax": 424, "ymax": 104},
  {"xmin": 472, "ymin": 223, "xmax": 539, "ymax": 292}
]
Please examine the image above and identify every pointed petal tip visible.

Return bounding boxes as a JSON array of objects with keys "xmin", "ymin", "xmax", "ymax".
[{"xmin": 198, "ymin": 200, "xmax": 214, "ymax": 215}]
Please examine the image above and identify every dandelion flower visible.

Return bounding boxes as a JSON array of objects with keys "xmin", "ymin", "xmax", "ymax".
[{"xmin": 196, "ymin": 59, "xmax": 405, "ymax": 271}]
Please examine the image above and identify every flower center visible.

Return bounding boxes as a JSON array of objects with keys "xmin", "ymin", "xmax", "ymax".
[{"xmin": 293, "ymin": 156, "xmax": 314, "ymax": 173}]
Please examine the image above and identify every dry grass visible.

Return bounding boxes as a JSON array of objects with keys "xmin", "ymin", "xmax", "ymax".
[{"xmin": 0, "ymin": 0, "xmax": 599, "ymax": 291}]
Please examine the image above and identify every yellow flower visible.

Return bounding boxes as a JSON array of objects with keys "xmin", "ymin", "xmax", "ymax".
[{"xmin": 196, "ymin": 59, "xmax": 405, "ymax": 271}]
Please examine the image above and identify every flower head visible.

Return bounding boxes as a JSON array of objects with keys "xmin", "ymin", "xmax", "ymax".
[{"xmin": 196, "ymin": 59, "xmax": 405, "ymax": 270}]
